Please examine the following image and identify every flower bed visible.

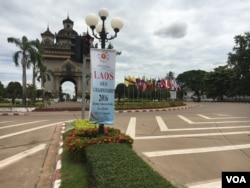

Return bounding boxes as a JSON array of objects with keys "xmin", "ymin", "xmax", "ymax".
[{"xmin": 65, "ymin": 125, "xmax": 133, "ymax": 152}]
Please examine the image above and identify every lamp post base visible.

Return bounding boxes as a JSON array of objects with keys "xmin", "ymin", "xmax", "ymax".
[{"xmin": 99, "ymin": 124, "xmax": 104, "ymax": 134}]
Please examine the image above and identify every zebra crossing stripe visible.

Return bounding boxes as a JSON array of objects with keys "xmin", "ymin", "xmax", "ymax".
[
  {"xmin": 135, "ymin": 131, "xmax": 250, "ymax": 140},
  {"xmin": 178, "ymin": 115, "xmax": 250, "ymax": 124},
  {"xmin": 197, "ymin": 114, "xmax": 246, "ymax": 120},
  {"xmin": 143, "ymin": 143, "xmax": 250, "ymax": 157},
  {"xmin": 156, "ymin": 116, "xmax": 168, "ymax": 131},
  {"xmin": 126, "ymin": 117, "xmax": 136, "ymax": 139}
]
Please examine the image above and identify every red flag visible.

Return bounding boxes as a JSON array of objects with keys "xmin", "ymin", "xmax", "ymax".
[{"xmin": 167, "ymin": 80, "xmax": 172, "ymax": 89}]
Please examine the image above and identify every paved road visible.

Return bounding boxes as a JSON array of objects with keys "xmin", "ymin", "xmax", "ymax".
[
  {"xmin": 0, "ymin": 103, "xmax": 249, "ymax": 188},
  {"xmin": 121, "ymin": 103, "xmax": 250, "ymax": 188},
  {"xmin": 0, "ymin": 111, "xmax": 79, "ymax": 188}
]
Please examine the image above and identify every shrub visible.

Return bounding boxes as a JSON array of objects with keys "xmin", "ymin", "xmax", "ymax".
[
  {"xmin": 73, "ymin": 119, "xmax": 96, "ymax": 130},
  {"xmin": 86, "ymin": 143, "xmax": 175, "ymax": 188}
]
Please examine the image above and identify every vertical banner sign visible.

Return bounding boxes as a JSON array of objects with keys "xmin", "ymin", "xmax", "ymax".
[{"xmin": 89, "ymin": 48, "xmax": 116, "ymax": 125}]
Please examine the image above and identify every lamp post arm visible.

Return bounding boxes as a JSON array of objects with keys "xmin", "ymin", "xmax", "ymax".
[
  {"xmin": 106, "ymin": 32, "xmax": 118, "ymax": 40},
  {"xmin": 89, "ymin": 27, "xmax": 118, "ymax": 49},
  {"xmin": 90, "ymin": 28, "xmax": 101, "ymax": 40}
]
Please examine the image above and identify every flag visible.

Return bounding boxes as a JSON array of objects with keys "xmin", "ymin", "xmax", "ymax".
[
  {"xmin": 167, "ymin": 79, "xmax": 172, "ymax": 90},
  {"xmin": 136, "ymin": 77, "xmax": 147, "ymax": 92},
  {"xmin": 176, "ymin": 81, "xmax": 182, "ymax": 91},
  {"xmin": 146, "ymin": 78, "xmax": 154, "ymax": 90},
  {"xmin": 171, "ymin": 79, "xmax": 181, "ymax": 91},
  {"xmin": 124, "ymin": 76, "xmax": 136, "ymax": 86},
  {"xmin": 160, "ymin": 79, "xmax": 166, "ymax": 89}
]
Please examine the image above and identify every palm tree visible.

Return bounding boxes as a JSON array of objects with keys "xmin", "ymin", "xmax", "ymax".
[
  {"xmin": 7, "ymin": 36, "xmax": 40, "ymax": 105},
  {"xmin": 36, "ymin": 65, "xmax": 54, "ymax": 102},
  {"xmin": 165, "ymin": 71, "xmax": 175, "ymax": 80},
  {"xmin": 27, "ymin": 39, "xmax": 43, "ymax": 87}
]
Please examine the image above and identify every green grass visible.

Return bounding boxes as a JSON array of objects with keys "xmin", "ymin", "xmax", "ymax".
[
  {"xmin": 60, "ymin": 147, "xmax": 88, "ymax": 188},
  {"xmin": 0, "ymin": 101, "xmax": 44, "ymax": 107},
  {"xmin": 115, "ymin": 100, "xmax": 184, "ymax": 110}
]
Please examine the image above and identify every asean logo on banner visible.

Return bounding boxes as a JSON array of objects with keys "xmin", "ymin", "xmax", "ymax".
[{"xmin": 98, "ymin": 51, "xmax": 110, "ymax": 63}]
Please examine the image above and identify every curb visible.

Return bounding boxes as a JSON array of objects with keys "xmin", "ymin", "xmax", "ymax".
[
  {"xmin": 0, "ymin": 112, "xmax": 27, "ymax": 116},
  {"xmin": 115, "ymin": 105, "xmax": 198, "ymax": 113},
  {"xmin": 0, "ymin": 105, "xmax": 197, "ymax": 115},
  {"xmin": 53, "ymin": 124, "xmax": 65, "ymax": 188}
]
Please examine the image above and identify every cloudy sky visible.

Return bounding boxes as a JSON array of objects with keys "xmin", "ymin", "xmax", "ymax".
[{"xmin": 1, "ymin": 0, "xmax": 250, "ymax": 95}]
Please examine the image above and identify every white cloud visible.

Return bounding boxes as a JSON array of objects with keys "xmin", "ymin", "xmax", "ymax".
[{"xmin": 1, "ymin": 0, "xmax": 250, "ymax": 92}]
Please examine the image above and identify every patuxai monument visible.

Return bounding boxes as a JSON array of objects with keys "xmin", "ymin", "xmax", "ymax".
[{"xmin": 40, "ymin": 16, "xmax": 91, "ymax": 100}]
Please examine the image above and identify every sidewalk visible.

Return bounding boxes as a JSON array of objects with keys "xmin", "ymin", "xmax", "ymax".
[{"xmin": 34, "ymin": 101, "xmax": 84, "ymax": 112}]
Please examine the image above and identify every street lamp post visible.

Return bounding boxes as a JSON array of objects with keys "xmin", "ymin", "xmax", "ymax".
[
  {"xmin": 82, "ymin": 34, "xmax": 94, "ymax": 119},
  {"xmin": 85, "ymin": 8, "xmax": 123, "ymax": 134}
]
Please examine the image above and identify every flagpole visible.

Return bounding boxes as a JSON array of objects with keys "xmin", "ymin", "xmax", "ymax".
[{"xmin": 81, "ymin": 55, "xmax": 86, "ymax": 118}]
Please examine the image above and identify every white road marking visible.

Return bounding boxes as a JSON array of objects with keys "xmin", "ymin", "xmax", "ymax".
[
  {"xmin": 156, "ymin": 116, "xmax": 168, "ymax": 131},
  {"xmin": 178, "ymin": 115, "xmax": 250, "ymax": 124},
  {"xmin": 0, "ymin": 122, "xmax": 60, "ymax": 139},
  {"xmin": 216, "ymin": 113, "xmax": 229, "ymax": 116},
  {"xmin": 178, "ymin": 115, "xmax": 194, "ymax": 124},
  {"xmin": 135, "ymin": 131, "xmax": 250, "ymax": 140},
  {"xmin": 0, "ymin": 119, "xmax": 75, "ymax": 140},
  {"xmin": 0, "ymin": 120, "xmax": 48, "ymax": 129},
  {"xmin": 186, "ymin": 179, "xmax": 221, "ymax": 188},
  {"xmin": 126, "ymin": 117, "xmax": 136, "ymax": 139},
  {"xmin": 143, "ymin": 143, "xmax": 250, "ymax": 157},
  {"xmin": 167, "ymin": 125, "xmax": 250, "ymax": 131},
  {"xmin": 197, "ymin": 114, "xmax": 246, "ymax": 120},
  {"xmin": 126, "ymin": 116, "xmax": 250, "ymax": 139},
  {"xmin": 0, "ymin": 144, "xmax": 46, "ymax": 169},
  {"xmin": 0, "ymin": 121, "xmax": 12, "ymax": 124}
]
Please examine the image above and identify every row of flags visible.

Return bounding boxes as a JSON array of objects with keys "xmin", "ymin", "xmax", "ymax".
[{"xmin": 124, "ymin": 76, "xmax": 182, "ymax": 91}]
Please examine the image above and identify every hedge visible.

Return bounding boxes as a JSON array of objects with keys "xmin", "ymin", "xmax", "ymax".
[{"xmin": 85, "ymin": 143, "xmax": 175, "ymax": 188}]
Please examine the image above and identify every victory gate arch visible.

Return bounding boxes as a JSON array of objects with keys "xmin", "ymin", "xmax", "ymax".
[{"xmin": 40, "ymin": 16, "xmax": 91, "ymax": 100}]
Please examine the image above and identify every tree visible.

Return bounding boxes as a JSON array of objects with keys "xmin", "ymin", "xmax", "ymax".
[
  {"xmin": 7, "ymin": 36, "xmax": 41, "ymax": 105},
  {"xmin": 36, "ymin": 65, "xmax": 53, "ymax": 87},
  {"xmin": 27, "ymin": 84, "xmax": 37, "ymax": 105},
  {"xmin": 115, "ymin": 83, "xmax": 127, "ymax": 103},
  {"xmin": 165, "ymin": 71, "xmax": 175, "ymax": 80},
  {"xmin": 0, "ymin": 82, "xmax": 5, "ymax": 101},
  {"xmin": 204, "ymin": 66, "xmax": 233, "ymax": 101},
  {"xmin": 107, "ymin": 42, "xmax": 122, "ymax": 55},
  {"xmin": 36, "ymin": 64, "xmax": 54, "ymax": 102},
  {"xmin": 28, "ymin": 40, "xmax": 43, "ymax": 87},
  {"xmin": 227, "ymin": 32, "xmax": 250, "ymax": 95},
  {"xmin": 176, "ymin": 70, "xmax": 207, "ymax": 100},
  {"xmin": 6, "ymin": 82, "xmax": 22, "ymax": 104}
]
